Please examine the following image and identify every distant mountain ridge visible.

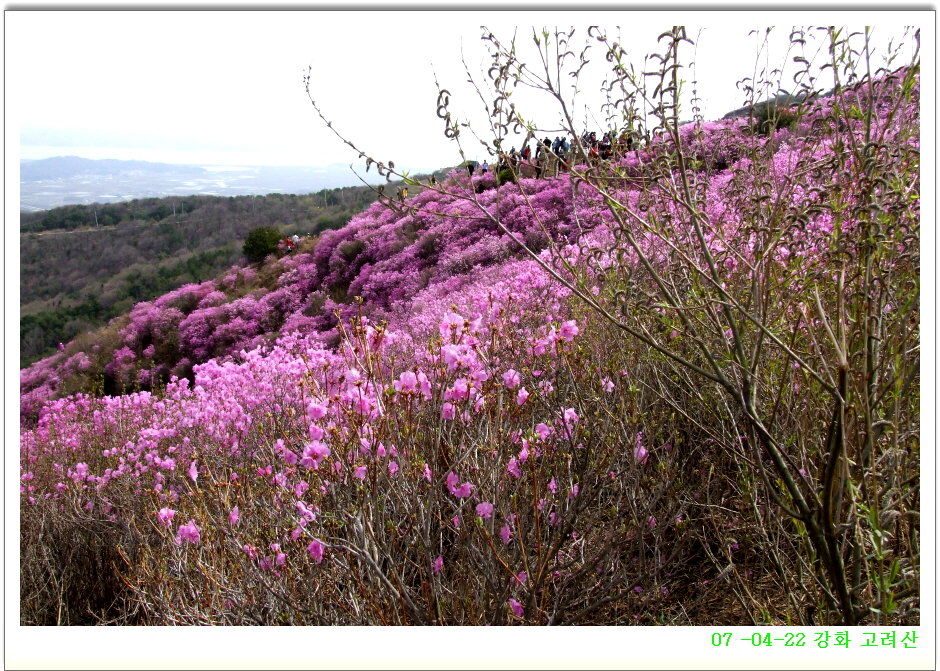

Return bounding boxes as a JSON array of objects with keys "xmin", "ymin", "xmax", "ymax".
[
  {"xmin": 19, "ymin": 156, "xmax": 391, "ymax": 211},
  {"xmin": 20, "ymin": 156, "xmax": 209, "ymax": 180}
]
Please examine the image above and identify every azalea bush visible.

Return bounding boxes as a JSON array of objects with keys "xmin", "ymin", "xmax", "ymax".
[
  {"xmin": 303, "ymin": 25, "xmax": 920, "ymax": 624},
  {"xmin": 21, "ymin": 25, "xmax": 919, "ymax": 626},
  {"xmin": 21, "ymin": 263, "xmax": 741, "ymax": 624}
]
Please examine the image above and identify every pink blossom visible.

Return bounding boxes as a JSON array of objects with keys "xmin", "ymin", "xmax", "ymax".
[
  {"xmin": 353, "ymin": 465, "xmax": 367, "ymax": 480},
  {"xmin": 476, "ymin": 501, "xmax": 494, "ymax": 519},
  {"xmin": 568, "ymin": 484, "xmax": 580, "ymax": 498},
  {"xmin": 499, "ymin": 524, "xmax": 512, "ymax": 544},
  {"xmin": 563, "ymin": 407, "xmax": 579, "ymax": 425},
  {"xmin": 446, "ymin": 471, "xmax": 475, "ymax": 498},
  {"xmin": 548, "ymin": 477, "xmax": 558, "ymax": 494},
  {"xmin": 416, "ymin": 371, "xmax": 432, "ymax": 399},
  {"xmin": 301, "ymin": 440, "xmax": 331, "ymax": 469},
  {"xmin": 508, "ymin": 598, "xmax": 524, "ymax": 617},
  {"xmin": 307, "ymin": 539, "xmax": 325, "ymax": 564},
  {"xmin": 229, "ymin": 506, "xmax": 239, "ymax": 526},
  {"xmin": 441, "ymin": 402, "xmax": 456, "ymax": 420},
  {"xmin": 535, "ymin": 423, "xmax": 553, "ymax": 441},
  {"xmin": 187, "ymin": 460, "xmax": 198, "ymax": 483},
  {"xmin": 176, "ymin": 519, "xmax": 201, "ymax": 545},
  {"xmin": 516, "ymin": 387, "xmax": 529, "ymax": 405},
  {"xmin": 388, "ymin": 461, "xmax": 399, "ymax": 476},
  {"xmin": 452, "ymin": 515, "xmax": 461, "ymax": 528},
  {"xmin": 502, "ymin": 368, "xmax": 521, "ymax": 389},
  {"xmin": 601, "ymin": 377, "xmax": 615, "ymax": 393},
  {"xmin": 423, "ymin": 463, "xmax": 432, "ymax": 482},
  {"xmin": 433, "ymin": 555, "xmax": 443, "ymax": 575},
  {"xmin": 306, "ymin": 402, "xmax": 328, "ymax": 420},
  {"xmin": 393, "ymin": 370, "xmax": 418, "ymax": 394},
  {"xmin": 507, "ymin": 458, "xmax": 522, "ymax": 479},
  {"xmin": 559, "ymin": 319, "xmax": 579, "ymax": 341},
  {"xmin": 633, "ymin": 432, "xmax": 649, "ymax": 464},
  {"xmin": 157, "ymin": 507, "xmax": 176, "ymax": 527}
]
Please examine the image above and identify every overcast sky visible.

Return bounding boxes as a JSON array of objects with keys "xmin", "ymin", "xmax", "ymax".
[{"xmin": 7, "ymin": 10, "xmax": 925, "ymax": 176}]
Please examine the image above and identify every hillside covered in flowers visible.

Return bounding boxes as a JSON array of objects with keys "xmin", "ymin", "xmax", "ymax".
[{"xmin": 20, "ymin": 52, "xmax": 920, "ymax": 628}]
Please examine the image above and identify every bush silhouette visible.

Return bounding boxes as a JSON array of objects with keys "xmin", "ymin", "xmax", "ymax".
[{"xmin": 242, "ymin": 226, "xmax": 282, "ymax": 264}]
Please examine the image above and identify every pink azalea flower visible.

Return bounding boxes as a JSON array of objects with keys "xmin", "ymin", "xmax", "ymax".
[
  {"xmin": 441, "ymin": 402, "xmax": 456, "ymax": 420},
  {"xmin": 452, "ymin": 515, "xmax": 461, "ymax": 529},
  {"xmin": 516, "ymin": 571, "xmax": 527, "ymax": 584},
  {"xmin": 433, "ymin": 555, "xmax": 443, "ymax": 576},
  {"xmin": 388, "ymin": 461, "xmax": 399, "ymax": 476},
  {"xmin": 187, "ymin": 460, "xmax": 198, "ymax": 483},
  {"xmin": 353, "ymin": 465, "xmax": 367, "ymax": 481},
  {"xmin": 568, "ymin": 484, "xmax": 580, "ymax": 499},
  {"xmin": 229, "ymin": 506, "xmax": 239, "ymax": 526},
  {"xmin": 306, "ymin": 402, "xmax": 328, "ymax": 420},
  {"xmin": 301, "ymin": 440, "xmax": 331, "ymax": 469},
  {"xmin": 508, "ymin": 598, "xmax": 524, "ymax": 617},
  {"xmin": 417, "ymin": 371, "xmax": 432, "ymax": 399},
  {"xmin": 563, "ymin": 407, "xmax": 579, "ymax": 425},
  {"xmin": 393, "ymin": 371, "xmax": 418, "ymax": 394},
  {"xmin": 307, "ymin": 539, "xmax": 325, "ymax": 564},
  {"xmin": 157, "ymin": 507, "xmax": 176, "ymax": 527},
  {"xmin": 535, "ymin": 423, "xmax": 553, "ymax": 441},
  {"xmin": 423, "ymin": 463, "xmax": 432, "ymax": 482},
  {"xmin": 516, "ymin": 387, "xmax": 529, "ymax": 405},
  {"xmin": 295, "ymin": 500, "xmax": 316, "ymax": 522},
  {"xmin": 547, "ymin": 477, "xmax": 558, "ymax": 494},
  {"xmin": 176, "ymin": 519, "xmax": 201, "ymax": 545},
  {"xmin": 499, "ymin": 524, "xmax": 512, "ymax": 544},
  {"xmin": 601, "ymin": 377, "xmax": 615, "ymax": 393},
  {"xmin": 559, "ymin": 319, "xmax": 579, "ymax": 341},
  {"xmin": 446, "ymin": 471, "xmax": 474, "ymax": 498},
  {"xmin": 633, "ymin": 432, "xmax": 649, "ymax": 464},
  {"xmin": 507, "ymin": 458, "xmax": 522, "ymax": 479},
  {"xmin": 476, "ymin": 502, "xmax": 494, "ymax": 519},
  {"xmin": 502, "ymin": 368, "xmax": 521, "ymax": 389}
]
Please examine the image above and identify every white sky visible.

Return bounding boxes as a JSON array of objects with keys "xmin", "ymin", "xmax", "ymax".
[{"xmin": 7, "ymin": 10, "xmax": 924, "ymax": 174}]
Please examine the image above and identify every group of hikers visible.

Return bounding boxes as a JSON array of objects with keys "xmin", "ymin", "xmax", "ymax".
[
  {"xmin": 277, "ymin": 234, "xmax": 302, "ymax": 252},
  {"xmin": 466, "ymin": 129, "xmax": 637, "ymax": 180}
]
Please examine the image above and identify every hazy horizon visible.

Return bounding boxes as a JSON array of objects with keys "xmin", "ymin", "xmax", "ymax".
[{"xmin": 11, "ymin": 12, "xmax": 921, "ymax": 175}]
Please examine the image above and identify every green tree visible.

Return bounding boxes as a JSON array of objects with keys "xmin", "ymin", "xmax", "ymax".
[{"xmin": 242, "ymin": 226, "xmax": 282, "ymax": 264}]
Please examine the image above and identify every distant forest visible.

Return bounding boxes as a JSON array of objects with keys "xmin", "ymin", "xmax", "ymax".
[{"xmin": 20, "ymin": 186, "xmax": 384, "ymax": 365}]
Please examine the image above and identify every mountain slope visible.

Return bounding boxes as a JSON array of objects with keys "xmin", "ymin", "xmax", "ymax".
[{"xmin": 18, "ymin": 67, "xmax": 920, "ymax": 627}]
